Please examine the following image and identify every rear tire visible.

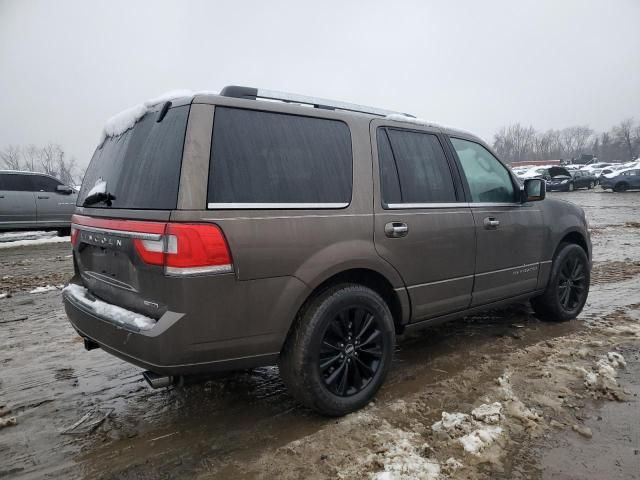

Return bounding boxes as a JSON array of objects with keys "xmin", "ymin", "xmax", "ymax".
[
  {"xmin": 57, "ymin": 228, "xmax": 71, "ymax": 237},
  {"xmin": 531, "ymin": 243, "xmax": 590, "ymax": 321},
  {"xmin": 279, "ymin": 284, "xmax": 395, "ymax": 416},
  {"xmin": 588, "ymin": 181, "xmax": 594, "ymax": 189}
]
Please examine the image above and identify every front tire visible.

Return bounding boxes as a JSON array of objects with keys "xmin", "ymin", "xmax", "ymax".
[
  {"xmin": 531, "ymin": 243, "xmax": 590, "ymax": 321},
  {"xmin": 614, "ymin": 182, "xmax": 629, "ymax": 193},
  {"xmin": 279, "ymin": 284, "xmax": 395, "ymax": 416},
  {"xmin": 588, "ymin": 181, "xmax": 594, "ymax": 189}
]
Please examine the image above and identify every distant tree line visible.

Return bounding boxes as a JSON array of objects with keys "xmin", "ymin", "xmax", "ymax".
[
  {"xmin": 0, "ymin": 144, "xmax": 84, "ymax": 186},
  {"xmin": 493, "ymin": 118, "xmax": 640, "ymax": 164}
]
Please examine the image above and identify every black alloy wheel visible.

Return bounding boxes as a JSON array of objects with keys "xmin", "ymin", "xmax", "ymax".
[
  {"xmin": 531, "ymin": 243, "xmax": 590, "ymax": 321},
  {"xmin": 279, "ymin": 284, "xmax": 395, "ymax": 416},
  {"xmin": 318, "ymin": 306, "xmax": 384, "ymax": 397},
  {"xmin": 557, "ymin": 253, "xmax": 588, "ymax": 312}
]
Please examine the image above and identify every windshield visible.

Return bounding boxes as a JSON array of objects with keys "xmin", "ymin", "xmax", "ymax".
[{"xmin": 78, "ymin": 105, "xmax": 189, "ymax": 209}]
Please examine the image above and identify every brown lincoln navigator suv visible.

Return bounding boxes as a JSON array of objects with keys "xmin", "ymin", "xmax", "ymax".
[{"xmin": 63, "ymin": 86, "xmax": 591, "ymax": 416}]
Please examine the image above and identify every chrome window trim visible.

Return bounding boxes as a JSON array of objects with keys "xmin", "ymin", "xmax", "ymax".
[
  {"xmin": 468, "ymin": 202, "xmax": 523, "ymax": 207},
  {"xmin": 384, "ymin": 201, "xmax": 527, "ymax": 209},
  {"xmin": 385, "ymin": 202, "xmax": 469, "ymax": 209},
  {"xmin": 73, "ymin": 224, "xmax": 163, "ymax": 241},
  {"xmin": 207, "ymin": 202, "xmax": 349, "ymax": 210}
]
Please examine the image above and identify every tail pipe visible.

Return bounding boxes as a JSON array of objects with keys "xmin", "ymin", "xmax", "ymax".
[{"xmin": 142, "ymin": 370, "xmax": 175, "ymax": 389}]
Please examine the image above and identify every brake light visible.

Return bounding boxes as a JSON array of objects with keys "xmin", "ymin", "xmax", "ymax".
[
  {"xmin": 71, "ymin": 215, "xmax": 233, "ymax": 276},
  {"xmin": 70, "ymin": 226, "xmax": 79, "ymax": 246},
  {"xmin": 133, "ymin": 224, "xmax": 233, "ymax": 275}
]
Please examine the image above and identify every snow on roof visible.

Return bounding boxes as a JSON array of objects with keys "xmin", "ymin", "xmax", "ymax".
[
  {"xmin": 385, "ymin": 114, "xmax": 476, "ymax": 138},
  {"xmin": 98, "ymin": 89, "xmax": 218, "ymax": 144}
]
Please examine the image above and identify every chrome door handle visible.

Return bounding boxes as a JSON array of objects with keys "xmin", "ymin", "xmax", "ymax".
[
  {"xmin": 384, "ymin": 222, "xmax": 409, "ymax": 238},
  {"xmin": 483, "ymin": 217, "xmax": 500, "ymax": 229},
  {"xmin": 37, "ymin": 195, "xmax": 50, "ymax": 199}
]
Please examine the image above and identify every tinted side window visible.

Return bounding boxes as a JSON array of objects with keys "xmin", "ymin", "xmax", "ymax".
[
  {"xmin": 378, "ymin": 128, "xmax": 456, "ymax": 204},
  {"xmin": 208, "ymin": 108, "xmax": 352, "ymax": 206},
  {"xmin": 451, "ymin": 138, "xmax": 516, "ymax": 203},
  {"xmin": 0, "ymin": 174, "xmax": 34, "ymax": 192},
  {"xmin": 31, "ymin": 175, "xmax": 62, "ymax": 192}
]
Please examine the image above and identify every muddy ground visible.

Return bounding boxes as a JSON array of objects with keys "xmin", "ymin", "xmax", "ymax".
[{"xmin": 0, "ymin": 190, "xmax": 639, "ymax": 479}]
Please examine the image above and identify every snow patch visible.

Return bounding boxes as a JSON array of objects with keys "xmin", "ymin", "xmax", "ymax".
[
  {"xmin": 0, "ymin": 235, "xmax": 70, "ymax": 249},
  {"xmin": 63, "ymin": 284, "xmax": 156, "ymax": 331},
  {"xmin": 471, "ymin": 402, "xmax": 503, "ymax": 424},
  {"xmin": 29, "ymin": 285, "xmax": 60, "ymax": 294},
  {"xmin": 583, "ymin": 352, "xmax": 626, "ymax": 399},
  {"xmin": 86, "ymin": 179, "xmax": 107, "ymax": 197},
  {"xmin": 432, "ymin": 412, "xmax": 470, "ymax": 434},
  {"xmin": 0, "ymin": 293, "xmax": 7, "ymax": 299},
  {"xmin": 459, "ymin": 426, "xmax": 503, "ymax": 455},
  {"xmin": 371, "ymin": 428, "xmax": 440, "ymax": 480},
  {"xmin": 99, "ymin": 89, "xmax": 195, "ymax": 143}
]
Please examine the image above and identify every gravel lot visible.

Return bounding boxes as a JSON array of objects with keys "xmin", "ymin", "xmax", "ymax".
[{"xmin": 1, "ymin": 190, "xmax": 639, "ymax": 479}]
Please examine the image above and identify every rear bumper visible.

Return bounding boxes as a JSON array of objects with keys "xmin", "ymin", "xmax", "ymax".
[{"xmin": 62, "ymin": 275, "xmax": 309, "ymax": 375}]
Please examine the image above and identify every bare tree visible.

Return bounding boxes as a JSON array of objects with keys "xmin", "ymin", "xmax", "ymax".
[
  {"xmin": 39, "ymin": 143, "xmax": 64, "ymax": 177},
  {"xmin": 613, "ymin": 118, "xmax": 639, "ymax": 161},
  {"xmin": 0, "ymin": 145, "xmax": 22, "ymax": 170},
  {"xmin": 58, "ymin": 155, "xmax": 78, "ymax": 186},
  {"xmin": 23, "ymin": 145, "xmax": 41, "ymax": 172},
  {"xmin": 493, "ymin": 123, "xmax": 536, "ymax": 162},
  {"xmin": 560, "ymin": 126, "xmax": 593, "ymax": 160}
]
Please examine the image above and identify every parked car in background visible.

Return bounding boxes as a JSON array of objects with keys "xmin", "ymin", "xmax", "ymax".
[
  {"xmin": 0, "ymin": 170, "xmax": 77, "ymax": 234},
  {"xmin": 543, "ymin": 167, "xmax": 592, "ymax": 191},
  {"xmin": 570, "ymin": 170, "xmax": 598, "ymax": 189},
  {"xmin": 600, "ymin": 168, "xmax": 640, "ymax": 192},
  {"xmin": 600, "ymin": 164, "xmax": 626, "ymax": 178},
  {"xmin": 580, "ymin": 162, "xmax": 612, "ymax": 173},
  {"xmin": 516, "ymin": 166, "xmax": 551, "ymax": 181}
]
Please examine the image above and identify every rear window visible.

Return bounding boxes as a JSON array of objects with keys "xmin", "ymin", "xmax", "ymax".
[
  {"xmin": 78, "ymin": 105, "xmax": 189, "ymax": 209},
  {"xmin": 207, "ymin": 107, "xmax": 352, "ymax": 207}
]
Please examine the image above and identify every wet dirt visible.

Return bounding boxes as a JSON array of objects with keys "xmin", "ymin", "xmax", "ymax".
[{"xmin": 0, "ymin": 190, "xmax": 639, "ymax": 479}]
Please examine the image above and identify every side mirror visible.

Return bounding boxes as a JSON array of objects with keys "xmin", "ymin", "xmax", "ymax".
[
  {"xmin": 56, "ymin": 185, "xmax": 74, "ymax": 195},
  {"xmin": 522, "ymin": 178, "xmax": 546, "ymax": 202}
]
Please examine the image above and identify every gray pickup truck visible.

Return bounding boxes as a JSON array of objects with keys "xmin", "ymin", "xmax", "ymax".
[{"xmin": 0, "ymin": 170, "xmax": 77, "ymax": 235}]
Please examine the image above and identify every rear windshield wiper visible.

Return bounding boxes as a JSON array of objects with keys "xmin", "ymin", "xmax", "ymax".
[{"xmin": 82, "ymin": 191, "xmax": 116, "ymax": 207}]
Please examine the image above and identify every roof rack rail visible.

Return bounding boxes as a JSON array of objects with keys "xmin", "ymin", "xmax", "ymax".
[{"xmin": 219, "ymin": 86, "xmax": 414, "ymax": 118}]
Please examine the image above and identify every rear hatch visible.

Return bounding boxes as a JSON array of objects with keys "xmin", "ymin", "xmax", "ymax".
[{"xmin": 72, "ymin": 102, "xmax": 231, "ymax": 319}]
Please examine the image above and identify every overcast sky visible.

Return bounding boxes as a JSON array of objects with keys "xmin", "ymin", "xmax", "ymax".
[{"xmin": 1, "ymin": 0, "xmax": 639, "ymax": 167}]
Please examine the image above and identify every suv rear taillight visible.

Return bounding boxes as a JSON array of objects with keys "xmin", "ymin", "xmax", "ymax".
[{"xmin": 71, "ymin": 215, "xmax": 233, "ymax": 276}]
